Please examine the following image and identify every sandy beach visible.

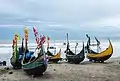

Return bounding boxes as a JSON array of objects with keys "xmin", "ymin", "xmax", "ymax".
[{"xmin": 0, "ymin": 58, "xmax": 120, "ymax": 81}]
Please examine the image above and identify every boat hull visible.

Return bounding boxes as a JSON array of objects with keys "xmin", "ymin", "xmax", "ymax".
[
  {"xmin": 86, "ymin": 39, "xmax": 113, "ymax": 62},
  {"xmin": 66, "ymin": 43, "xmax": 85, "ymax": 64},
  {"xmin": 22, "ymin": 53, "xmax": 47, "ymax": 75},
  {"xmin": 66, "ymin": 54, "xmax": 85, "ymax": 64},
  {"xmin": 48, "ymin": 58, "xmax": 62, "ymax": 63},
  {"xmin": 47, "ymin": 49, "xmax": 61, "ymax": 63},
  {"xmin": 87, "ymin": 54, "xmax": 112, "ymax": 62},
  {"xmin": 23, "ymin": 64, "xmax": 47, "ymax": 75}
]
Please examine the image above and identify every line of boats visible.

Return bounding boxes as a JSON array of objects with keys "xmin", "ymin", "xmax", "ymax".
[{"xmin": 10, "ymin": 27, "xmax": 113, "ymax": 76}]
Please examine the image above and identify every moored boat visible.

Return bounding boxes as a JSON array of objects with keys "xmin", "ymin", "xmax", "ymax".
[
  {"xmin": 86, "ymin": 34, "xmax": 113, "ymax": 63},
  {"xmin": 65, "ymin": 33, "xmax": 85, "ymax": 64},
  {"xmin": 22, "ymin": 27, "xmax": 47, "ymax": 75}
]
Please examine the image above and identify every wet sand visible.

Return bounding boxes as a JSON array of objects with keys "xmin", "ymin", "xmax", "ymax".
[{"xmin": 0, "ymin": 58, "xmax": 120, "ymax": 81}]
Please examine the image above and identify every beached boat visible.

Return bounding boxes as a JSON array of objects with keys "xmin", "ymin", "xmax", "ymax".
[
  {"xmin": 10, "ymin": 29, "xmax": 33, "ymax": 69},
  {"xmin": 47, "ymin": 49, "xmax": 62, "ymax": 63},
  {"xmin": 65, "ymin": 42, "xmax": 85, "ymax": 64},
  {"xmin": 46, "ymin": 37, "xmax": 62, "ymax": 63},
  {"xmin": 65, "ymin": 33, "xmax": 85, "ymax": 64},
  {"xmin": 10, "ymin": 34, "xmax": 22, "ymax": 69},
  {"xmin": 22, "ymin": 27, "xmax": 47, "ymax": 75},
  {"xmin": 86, "ymin": 35, "xmax": 113, "ymax": 63},
  {"xmin": 22, "ymin": 45, "xmax": 47, "ymax": 75}
]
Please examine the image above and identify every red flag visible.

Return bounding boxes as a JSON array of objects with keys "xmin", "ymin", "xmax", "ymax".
[
  {"xmin": 47, "ymin": 36, "xmax": 50, "ymax": 50},
  {"xmin": 33, "ymin": 27, "xmax": 38, "ymax": 37},
  {"xmin": 41, "ymin": 35, "xmax": 46, "ymax": 43},
  {"xmin": 33, "ymin": 27, "xmax": 46, "ymax": 48},
  {"xmin": 33, "ymin": 27, "xmax": 40, "ymax": 45},
  {"xmin": 38, "ymin": 35, "xmax": 46, "ymax": 48}
]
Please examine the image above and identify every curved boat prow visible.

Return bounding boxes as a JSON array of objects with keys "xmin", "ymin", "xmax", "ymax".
[
  {"xmin": 80, "ymin": 42, "xmax": 85, "ymax": 56},
  {"xmin": 66, "ymin": 42, "xmax": 85, "ymax": 64},
  {"xmin": 48, "ymin": 48, "xmax": 62, "ymax": 63},
  {"xmin": 86, "ymin": 39, "xmax": 113, "ymax": 63}
]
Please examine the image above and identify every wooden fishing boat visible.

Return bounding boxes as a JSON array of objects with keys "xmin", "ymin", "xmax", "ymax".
[
  {"xmin": 22, "ymin": 27, "xmax": 47, "ymax": 76},
  {"xmin": 47, "ymin": 49, "xmax": 62, "ymax": 63},
  {"xmin": 46, "ymin": 36, "xmax": 62, "ymax": 63},
  {"xmin": 65, "ymin": 33, "xmax": 85, "ymax": 64},
  {"xmin": 65, "ymin": 42, "xmax": 85, "ymax": 64},
  {"xmin": 10, "ymin": 30, "xmax": 33, "ymax": 69},
  {"xmin": 10, "ymin": 34, "xmax": 22, "ymax": 69},
  {"xmin": 86, "ymin": 35, "xmax": 113, "ymax": 63},
  {"xmin": 22, "ymin": 45, "xmax": 47, "ymax": 75},
  {"xmin": 86, "ymin": 39, "xmax": 113, "ymax": 62}
]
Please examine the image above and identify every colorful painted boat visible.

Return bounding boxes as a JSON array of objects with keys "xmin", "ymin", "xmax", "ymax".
[
  {"xmin": 47, "ymin": 49, "xmax": 62, "ymax": 63},
  {"xmin": 85, "ymin": 34, "xmax": 113, "ymax": 63},
  {"xmin": 22, "ymin": 27, "xmax": 47, "ymax": 75},
  {"xmin": 22, "ymin": 45, "xmax": 47, "ymax": 75},
  {"xmin": 46, "ymin": 36, "xmax": 62, "ymax": 63},
  {"xmin": 10, "ymin": 34, "xmax": 22, "ymax": 69},
  {"xmin": 86, "ymin": 39, "xmax": 113, "ymax": 63}
]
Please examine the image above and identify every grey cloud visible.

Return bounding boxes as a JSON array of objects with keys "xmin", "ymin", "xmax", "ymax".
[
  {"xmin": 1, "ymin": 0, "xmax": 120, "ymax": 25},
  {"xmin": 0, "ymin": 0, "xmax": 120, "ymax": 39}
]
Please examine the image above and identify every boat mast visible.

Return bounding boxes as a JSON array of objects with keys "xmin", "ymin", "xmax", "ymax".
[
  {"xmin": 24, "ymin": 27, "xmax": 28, "ymax": 53},
  {"xmin": 47, "ymin": 36, "xmax": 49, "ymax": 51},
  {"xmin": 67, "ymin": 33, "xmax": 69, "ymax": 44},
  {"xmin": 67, "ymin": 33, "xmax": 69, "ymax": 49},
  {"xmin": 86, "ymin": 34, "xmax": 91, "ymax": 50},
  {"xmin": 75, "ymin": 42, "xmax": 78, "ymax": 54},
  {"xmin": 54, "ymin": 39, "xmax": 56, "ymax": 55}
]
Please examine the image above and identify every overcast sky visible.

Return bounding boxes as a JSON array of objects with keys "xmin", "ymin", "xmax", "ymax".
[{"xmin": 0, "ymin": 0, "xmax": 120, "ymax": 40}]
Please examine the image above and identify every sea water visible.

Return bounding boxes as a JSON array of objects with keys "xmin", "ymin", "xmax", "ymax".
[{"xmin": 0, "ymin": 40, "xmax": 120, "ymax": 66}]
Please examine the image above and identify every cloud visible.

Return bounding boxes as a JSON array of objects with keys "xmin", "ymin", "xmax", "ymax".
[
  {"xmin": 0, "ymin": 0, "xmax": 120, "ymax": 39},
  {"xmin": 97, "ymin": 15, "xmax": 120, "ymax": 27},
  {"xmin": 1, "ymin": 0, "xmax": 120, "ymax": 26},
  {"xmin": 0, "ymin": 24, "xmax": 23, "ymax": 28},
  {"xmin": 79, "ymin": 14, "xmax": 120, "ymax": 32},
  {"xmin": 26, "ymin": 20, "xmax": 56, "ymax": 24},
  {"xmin": 26, "ymin": 20, "xmax": 42, "ymax": 23},
  {"xmin": 48, "ymin": 24, "xmax": 62, "ymax": 27}
]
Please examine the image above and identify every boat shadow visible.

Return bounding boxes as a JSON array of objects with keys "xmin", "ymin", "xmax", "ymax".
[
  {"xmin": 80, "ymin": 61, "xmax": 115, "ymax": 65},
  {"xmin": 26, "ymin": 71, "xmax": 53, "ymax": 80}
]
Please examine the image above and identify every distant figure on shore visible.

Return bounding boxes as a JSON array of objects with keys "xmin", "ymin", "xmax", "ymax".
[
  {"xmin": 63, "ymin": 42, "xmax": 66, "ymax": 45},
  {"xmin": 2, "ymin": 61, "xmax": 6, "ymax": 66},
  {"xmin": 0, "ymin": 61, "xmax": 6, "ymax": 66}
]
